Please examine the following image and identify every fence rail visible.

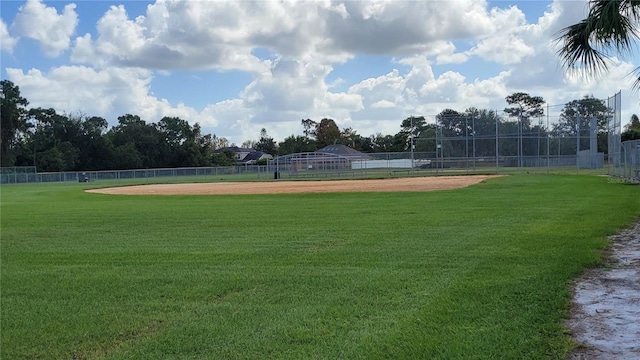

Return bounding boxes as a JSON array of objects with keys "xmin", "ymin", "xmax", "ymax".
[{"xmin": 0, "ymin": 152, "xmax": 617, "ymax": 185}]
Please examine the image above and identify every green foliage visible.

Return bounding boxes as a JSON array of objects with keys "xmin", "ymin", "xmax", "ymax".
[
  {"xmin": 315, "ymin": 118, "xmax": 342, "ymax": 148},
  {"xmin": 254, "ymin": 128, "xmax": 277, "ymax": 155},
  {"xmin": 211, "ymin": 148, "xmax": 236, "ymax": 166},
  {"xmin": 397, "ymin": 116, "xmax": 436, "ymax": 152},
  {"xmin": 1, "ymin": 175, "xmax": 639, "ymax": 359},
  {"xmin": 0, "ymin": 80, "xmax": 30, "ymax": 166},
  {"xmin": 554, "ymin": 95, "xmax": 609, "ymax": 153},
  {"xmin": 622, "ymin": 114, "xmax": 640, "ymax": 141},
  {"xmin": 362, "ymin": 133, "xmax": 403, "ymax": 152},
  {"xmin": 557, "ymin": 0, "xmax": 640, "ymax": 88},
  {"xmin": 622, "ymin": 128, "xmax": 640, "ymax": 141},
  {"xmin": 278, "ymin": 135, "xmax": 316, "ymax": 155},
  {"xmin": 11, "ymin": 106, "xmax": 215, "ymax": 171},
  {"xmin": 504, "ymin": 92, "xmax": 545, "ymax": 129}
]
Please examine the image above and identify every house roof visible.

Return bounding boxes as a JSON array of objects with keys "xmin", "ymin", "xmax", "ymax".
[
  {"xmin": 214, "ymin": 147, "xmax": 272, "ymax": 163},
  {"xmin": 243, "ymin": 152, "xmax": 266, "ymax": 161},
  {"xmin": 213, "ymin": 146, "xmax": 253, "ymax": 154},
  {"xmin": 316, "ymin": 144, "xmax": 369, "ymax": 159}
]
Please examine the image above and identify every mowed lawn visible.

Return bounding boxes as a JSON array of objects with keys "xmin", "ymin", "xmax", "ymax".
[{"xmin": 1, "ymin": 175, "xmax": 639, "ymax": 359}]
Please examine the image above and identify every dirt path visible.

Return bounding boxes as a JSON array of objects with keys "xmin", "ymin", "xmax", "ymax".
[
  {"xmin": 86, "ymin": 175, "xmax": 500, "ymax": 195},
  {"xmin": 567, "ymin": 220, "xmax": 640, "ymax": 359}
]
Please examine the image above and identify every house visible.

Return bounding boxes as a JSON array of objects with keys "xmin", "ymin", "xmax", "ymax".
[
  {"xmin": 214, "ymin": 146, "xmax": 273, "ymax": 164},
  {"xmin": 316, "ymin": 144, "xmax": 370, "ymax": 160}
]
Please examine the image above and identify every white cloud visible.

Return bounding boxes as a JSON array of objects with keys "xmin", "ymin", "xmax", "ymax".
[
  {"xmin": 71, "ymin": 1, "xmax": 297, "ymax": 72},
  {"xmin": 0, "ymin": 19, "xmax": 18, "ymax": 53},
  {"xmin": 472, "ymin": 34, "xmax": 535, "ymax": 64},
  {"xmin": 371, "ymin": 99, "xmax": 395, "ymax": 109},
  {"xmin": 5, "ymin": 66, "xmax": 208, "ymax": 127},
  {"xmin": 11, "ymin": 0, "xmax": 77, "ymax": 57},
  {"xmin": 66, "ymin": 0, "xmax": 555, "ymax": 71}
]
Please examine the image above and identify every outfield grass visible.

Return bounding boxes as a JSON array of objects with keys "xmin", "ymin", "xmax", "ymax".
[{"xmin": 1, "ymin": 175, "xmax": 638, "ymax": 359}]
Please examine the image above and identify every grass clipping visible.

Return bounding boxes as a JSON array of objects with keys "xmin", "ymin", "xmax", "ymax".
[{"xmin": 567, "ymin": 220, "xmax": 640, "ymax": 358}]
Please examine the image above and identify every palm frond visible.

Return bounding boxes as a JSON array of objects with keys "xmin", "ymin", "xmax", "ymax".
[
  {"xmin": 631, "ymin": 65, "xmax": 640, "ymax": 89},
  {"xmin": 556, "ymin": 0, "xmax": 640, "ymax": 87},
  {"xmin": 588, "ymin": 0, "xmax": 638, "ymax": 56},
  {"xmin": 556, "ymin": 19, "xmax": 609, "ymax": 77}
]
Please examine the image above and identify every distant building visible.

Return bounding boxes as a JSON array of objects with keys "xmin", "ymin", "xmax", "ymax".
[
  {"xmin": 214, "ymin": 146, "xmax": 273, "ymax": 164},
  {"xmin": 316, "ymin": 144, "xmax": 370, "ymax": 160}
]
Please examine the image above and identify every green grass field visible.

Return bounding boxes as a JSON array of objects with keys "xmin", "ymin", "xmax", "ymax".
[{"xmin": 1, "ymin": 175, "xmax": 638, "ymax": 359}]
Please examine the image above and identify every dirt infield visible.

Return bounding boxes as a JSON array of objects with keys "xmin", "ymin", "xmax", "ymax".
[{"xmin": 87, "ymin": 175, "xmax": 500, "ymax": 195}]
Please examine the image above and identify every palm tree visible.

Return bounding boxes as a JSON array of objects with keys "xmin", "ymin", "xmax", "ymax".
[{"xmin": 556, "ymin": 0, "xmax": 640, "ymax": 87}]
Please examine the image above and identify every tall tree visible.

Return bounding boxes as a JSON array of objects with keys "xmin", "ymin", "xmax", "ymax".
[
  {"xmin": 504, "ymin": 93, "xmax": 545, "ymax": 165},
  {"xmin": 365, "ymin": 133, "xmax": 402, "ymax": 152},
  {"xmin": 78, "ymin": 116, "xmax": 111, "ymax": 170},
  {"xmin": 622, "ymin": 114, "xmax": 640, "ymax": 141},
  {"xmin": 241, "ymin": 140, "xmax": 257, "ymax": 149},
  {"xmin": 109, "ymin": 114, "xmax": 164, "ymax": 168},
  {"xmin": 467, "ymin": 109, "xmax": 501, "ymax": 157},
  {"xmin": 278, "ymin": 135, "xmax": 315, "ymax": 155},
  {"xmin": 211, "ymin": 149, "xmax": 236, "ymax": 166},
  {"xmin": 190, "ymin": 123, "xmax": 213, "ymax": 167},
  {"xmin": 27, "ymin": 108, "xmax": 82, "ymax": 171},
  {"xmin": 554, "ymin": 96, "xmax": 609, "ymax": 154},
  {"xmin": 557, "ymin": 0, "xmax": 640, "ymax": 88},
  {"xmin": 315, "ymin": 118, "xmax": 341, "ymax": 148},
  {"xmin": 504, "ymin": 92, "xmax": 545, "ymax": 128},
  {"xmin": 157, "ymin": 116, "xmax": 193, "ymax": 146},
  {"xmin": 1, "ymin": 80, "xmax": 30, "ymax": 166},
  {"xmin": 397, "ymin": 116, "xmax": 423, "ymax": 149},
  {"xmin": 339, "ymin": 127, "xmax": 359, "ymax": 148},
  {"xmin": 157, "ymin": 116, "xmax": 210, "ymax": 167},
  {"xmin": 437, "ymin": 110, "xmax": 467, "ymax": 137},
  {"xmin": 436, "ymin": 109, "xmax": 468, "ymax": 157},
  {"xmin": 625, "ymin": 114, "xmax": 640, "ymax": 131},
  {"xmin": 301, "ymin": 118, "xmax": 317, "ymax": 139},
  {"xmin": 255, "ymin": 128, "xmax": 277, "ymax": 155},
  {"xmin": 211, "ymin": 135, "xmax": 229, "ymax": 150},
  {"xmin": 397, "ymin": 116, "xmax": 435, "ymax": 153}
]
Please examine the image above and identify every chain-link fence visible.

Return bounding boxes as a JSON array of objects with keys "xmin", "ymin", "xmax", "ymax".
[
  {"xmin": 609, "ymin": 140, "xmax": 640, "ymax": 180},
  {"xmin": 268, "ymin": 94, "xmax": 615, "ymax": 180},
  {"xmin": 0, "ymin": 165, "xmax": 272, "ymax": 184},
  {"xmin": 0, "ymin": 167, "xmax": 37, "ymax": 184}
]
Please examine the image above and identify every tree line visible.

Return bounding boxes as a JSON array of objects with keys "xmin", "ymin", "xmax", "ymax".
[{"xmin": 2, "ymin": 80, "xmax": 638, "ymax": 172}]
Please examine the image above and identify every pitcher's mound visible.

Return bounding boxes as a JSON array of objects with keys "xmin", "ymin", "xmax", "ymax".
[{"xmin": 87, "ymin": 175, "xmax": 500, "ymax": 195}]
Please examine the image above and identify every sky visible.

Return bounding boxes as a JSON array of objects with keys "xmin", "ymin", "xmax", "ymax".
[{"xmin": 1, "ymin": 0, "xmax": 638, "ymax": 145}]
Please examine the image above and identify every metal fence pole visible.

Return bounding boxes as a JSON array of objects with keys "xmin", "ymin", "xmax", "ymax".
[
  {"xmin": 495, "ymin": 110, "xmax": 499, "ymax": 174},
  {"xmin": 465, "ymin": 115, "xmax": 469, "ymax": 173},
  {"xmin": 472, "ymin": 113, "xmax": 476, "ymax": 171},
  {"xmin": 547, "ymin": 105, "xmax": 550, "ymax": 173}
]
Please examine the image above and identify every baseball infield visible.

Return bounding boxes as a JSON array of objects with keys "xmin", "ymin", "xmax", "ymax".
[{"xmin": 87, "ymin": 175, "xmax": 501, "ymax": 195}]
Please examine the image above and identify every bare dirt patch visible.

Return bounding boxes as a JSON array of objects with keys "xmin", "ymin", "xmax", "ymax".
[
  {"xmin": 86, "ymin": 175, "xmax": 500, "ymax": 195},
  {"xmin": 567, "ymin": 220, "xmax": 640, "ymax": 359}
]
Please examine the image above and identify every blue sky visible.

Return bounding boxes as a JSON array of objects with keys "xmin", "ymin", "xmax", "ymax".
[{"xmin": 1, "ymin": 0, "xmax": 638, "ymax": 145}]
